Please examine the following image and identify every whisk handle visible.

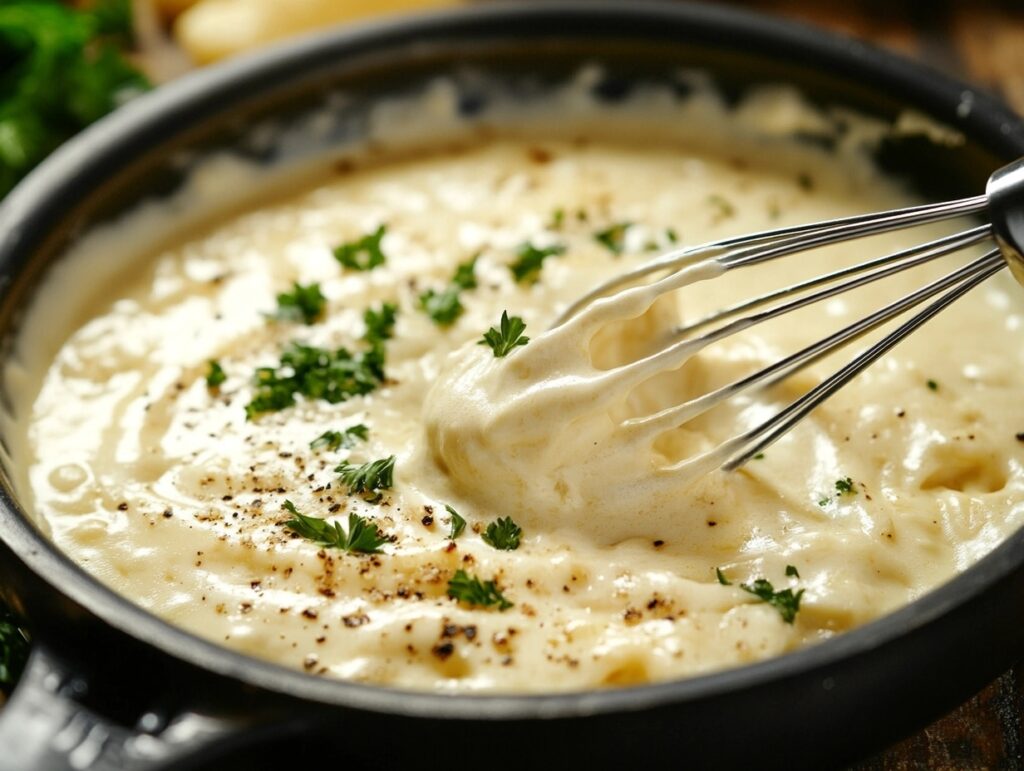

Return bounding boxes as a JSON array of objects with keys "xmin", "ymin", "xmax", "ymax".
[{"xmin": 987, "ymin": 157, "xmax": 1024, "ymax": 286}]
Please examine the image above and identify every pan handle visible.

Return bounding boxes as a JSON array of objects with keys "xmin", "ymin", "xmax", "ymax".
[{"xmin": 0, "ymin": 644, "xmax": 247, "ymax": 770}]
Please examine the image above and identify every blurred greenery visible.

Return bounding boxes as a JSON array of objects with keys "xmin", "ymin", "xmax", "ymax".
[
  {"xmin": 0, "ymin": 603, "xmax": 28, "ymax": 692},
  {"xmin": 0, "ymin": 0, "xmax": 147, "ymax": 692},
  {"xmin": 0, "ymin": 0, "xmax": 149, "ymax": 198}
]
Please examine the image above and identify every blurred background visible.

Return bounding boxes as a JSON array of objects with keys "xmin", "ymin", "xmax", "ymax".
[{"xmin": 2, "ymin": 0, "xmax": 1024, "ymax": 768}]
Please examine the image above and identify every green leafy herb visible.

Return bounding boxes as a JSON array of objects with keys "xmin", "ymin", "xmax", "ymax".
[
  {"xmin": 363, "ymin": 302, "xmax": 397, "ymax": 344},
  {"xmin": 785, "ymin": 564, "xmax": 800, "ymax": 578},
  {"xmin": 245, "ymin": 341, "xmax": 385, "ymax": 420},
  {"xmin": 419, "ymin": 286, "xmax": 463, "ymax": 326},
  {"xmin": 205, "ymin": 360, "xmax": 226, "ymax": 389},
  {"xmin": 0, "ymin": 0, "xmax": 150, "ymax": 199},
  {"xmin": 333, "ymin": 225, "xmax": 387, "ymax": 271},
  {"xmin": 446, "ymin": 569, "xmax": 513, "ymax": 610},
  {"xmin": 335, "ymin": 455, "xmax": 396, "ymax": 501},
  {"xmin": 818, "ymin": 496, "xmax": 831, "ymax": 507},
  {"xmin": 0, "ymin": 601, "xmax": 29, "ymax": 688},
  {"xmin": 926, "ymin": 379, "xmax": 939, "ymax": 391},
  {"xmin": 594, "ymin": 221, "xmax": 632, "ymax": 255},
  {"xmin": 451, "ymin": 256, "xmax": 478, "ymax": 291},
  {"xmin": 509, "ymin": 242, "xmax": 565, "ymax": 284},
  {"xmin": 665, "ymin": 227, "xmax": 679, "ymax": 244},
  {"xmin": 310, "ymin": 424, "xmax": 369, "ymax": 452},
  {"xmin": 419, "ymin": 256, "xmax": 478, "ymax": 326},
  {"xmin": 479, "ymin": 311, "xmax": 529, "ymax": 358},
  {"xmin": 482, "ymin": 516, "xmax": 522, "ymax": 551},
  {"xmin": 834, "ymin": 477, "xmax": 855, "ymax": 496},
  {"xmin": 741, "ymin": 578, "xmax": 804, "ymax": 624},
  {"xmin": 270, "ymin": 281, "xmax": 326, "ymax": 325},
  {"xmin": 549, "ymin": 208, "xmax": 565, "ymax": 231},
  {"xmin": 716, "ymin": 567, "xmax": 731, "ymax": 586},
  {"xmin": 446, "ymin": 504, "xmax": 466, "ymax": 540},
  {"xmin": 283, "ymin": 500, "xmax": 388, "ymax": 554},
  {"xmin": 708, "ymin": 194, "xmax": 736, "ymax": 220},
  {"xmin": 753, "ymin": 452, "xmax": 765, "ymax": 460}
]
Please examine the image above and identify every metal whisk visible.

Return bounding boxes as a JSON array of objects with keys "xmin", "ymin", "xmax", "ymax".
[{"xmin": 550, "ymin": 157, "xmax": 1024, "ymax": 473}]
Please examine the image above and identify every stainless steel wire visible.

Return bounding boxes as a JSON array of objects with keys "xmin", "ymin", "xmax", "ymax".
[{"xmin": 552, "ymin": 178, "xmax": 1020, "ymax": 470}]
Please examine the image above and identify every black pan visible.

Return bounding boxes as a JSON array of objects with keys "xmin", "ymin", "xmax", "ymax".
[{"xmin": 1, "ymin": 3, "xmax": 1023, "ymax": 769}]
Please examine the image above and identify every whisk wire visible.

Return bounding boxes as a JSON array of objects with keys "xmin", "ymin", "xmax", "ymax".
[{"xmin": 722, "ymin": 249, "xmax": 1006, "ymax": 469}]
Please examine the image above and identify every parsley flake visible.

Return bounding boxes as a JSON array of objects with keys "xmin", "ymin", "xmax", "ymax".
[
  {"xmin": 926, "ymin": 379, "xmax": 939, "ymax": 391},
  {"xmin": 363, "ymin": 302, "xmax": 397, "ymax": 344},
  {"xmin": 419, "ymin": 256, "xmax": 478, "ymax": 326},
  {"xmin": 335, "ymin": 455, "xmax": 395, "ymax": 501},
  {"xmin": 269, "ymin": 281, "xmax": 325, "ymax": 325},
  {"xmin": 741, "ymin": 578, "xmax": 804, "ymax": 624},
  {"xmin": 594, "ymin": 222, "xmax": 632, "ymax": 255},
  {"xmin": 333, "ymin": 225, "xmax": 387, "ymax": 271},
  {"xmin": 205, "ymin": 360, "xmax": 226, "ymax": 389},
  {"xmin": 283, "ymin": 500, "xmax": 388, "ymax": 554},
  {"xmin": 786, "ymin": 564, "xmax": 800, "ymax": 578},
  {"xmin": 479, "ymin": 311, "xmax": 529, "ymax": 358},
  {"xmin": 716, "ymin": 567, "xmax": 731, "ymax": 586},
  {"xmin": 482, "ymin": 516, "xmax": 522, "ymax": 551},
  {"xmin": 446, "ymin": 504, "xmax": 466, "ymax": 540},
  {"xmin": 447, "ymin": 569, "xmax": 513, "ymax": 610},
  {"xmin": 708, "ymin": 194, "xmax": 736, "ymax": 220},
  {"xmin": 310, "ymin": 424, "xmax": 369, "ymax": 452},
  {"xmin": 509, "ymin": 242, "xmax": 565, "ymax": 284},
  {"xmin": 835, "ymin": 477, "xmax": 856, "ymax": 496}
]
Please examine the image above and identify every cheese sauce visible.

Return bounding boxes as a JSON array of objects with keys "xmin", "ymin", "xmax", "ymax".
[{"xmin": 8, "ymin": 80, "xmax": 1024, "ymax": 692}]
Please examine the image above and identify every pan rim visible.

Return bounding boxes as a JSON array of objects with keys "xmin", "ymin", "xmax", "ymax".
[{"xmin": 1, "ymin": 0, "xmax": 1023, "ymax": 720}]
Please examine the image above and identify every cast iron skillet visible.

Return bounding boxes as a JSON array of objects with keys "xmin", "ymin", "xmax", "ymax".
[{"xmin": 1, "ymin": 3, "xmax": 1023, "ymax": 769}]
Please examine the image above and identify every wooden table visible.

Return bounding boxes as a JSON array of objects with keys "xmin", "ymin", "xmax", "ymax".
[{"xmin": 720, "ymin": 3, "xmax": 1024, "ymax": 767}]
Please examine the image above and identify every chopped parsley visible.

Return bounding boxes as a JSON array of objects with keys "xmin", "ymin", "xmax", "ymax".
[
  {"xmin": 665, "ymin": 227, "xmax": 679, "ymax": 244},
  {"xmin": 418, "ymin": 256, "xmax": 478, "ymax": 326},
  {"xmin": 310, "ymin": 424, "xmax": 369, "ymax": 452},
  {"xmin": 245, "ymin": 341, "xmax": 384, "ymax": 420},
  {"xmin": 835, "ymin": 477, "xmax": 856, "ymax": 496},
  {"xmin": 335, "ymin": 455, "xmax": 395, "ymax": 502},
  {"xmin": 0, "ymin": 602, "xmax": 29, "ymax": 687},
  {"xmin": 479, "ymin": 311, "xmax": 529, "ymax": 358},
  {"xmin": 785, "ymin": 564, "xmax": 800, "ymax": 578},
  {"xmin": 283, "ymin": 500, "xmax": 388, "ymax": 554},
  {"xmin": 269, "ymin": 281, "xmax": 326, "ymax": 325},
  {"xmin": 549, "ymin": 208, "xmax": 565, "ymax": 231},
  {"xmin": 594, "ymin": 221, "xmax": 632, "ymax": 255},
  {"xmin": 446, "ymin": 504, "xmax": 466, "ymax": 540},
  {"xmin": 708, "ymin": 194, "xmax": 736, "ymax": 220},
  {"xmin": 926, "ymin": 379, "xmax": 939, "ymax": 391},
  {"xmin": 363, "ymin": 302, "xmax": 397, "ymax": 343},
  {"xmin": 716, "ymin": 567, "xmax": 731, "ymax": 586},
  {"xmin": 818, "ymin": 496, "xmax": 831, "ymax": 507},
  {"xmin": 333, "ymin": 225, "xmax": 387, "ymax": 271},
  {"xmin": 509, "ymin": 242, "xmax": 565, "ymax": 284},
  {"xmin": 205, "ymin": 360, "xmax": 226, "ymax": 389},
  {"xmin": 447, "ymin": 569, "xmax": 513, "ymax": 610},
  {"xmin": 482, "ymin": 516, "xmax": 522, "ymax": 551},
  {"xmin": 741, "ymin": 578, "xmax": 804, "ymax": 624},
  {"xmin": 753, "ymin": 452, "xmax": 765, "ymax": 460}
]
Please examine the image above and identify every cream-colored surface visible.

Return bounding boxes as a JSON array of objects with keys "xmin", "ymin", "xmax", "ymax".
[
  {"xmin": 174, "ymin": 0, "xmax": 462, "ymax": 64},
  {"xmin": 11, "ymin": 89, "xmax": 1024, "ymax": 692}
]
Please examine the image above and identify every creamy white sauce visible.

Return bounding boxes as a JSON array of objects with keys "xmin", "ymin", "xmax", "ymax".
[{"xmin": 7, "ymin": 76, "xmax": 1024, "ymax": 693}]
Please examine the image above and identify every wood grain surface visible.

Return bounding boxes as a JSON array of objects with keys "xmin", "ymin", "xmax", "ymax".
[{"xmin": 719, "ymin": 3, "xmax": 1024, "ymax": 767}]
